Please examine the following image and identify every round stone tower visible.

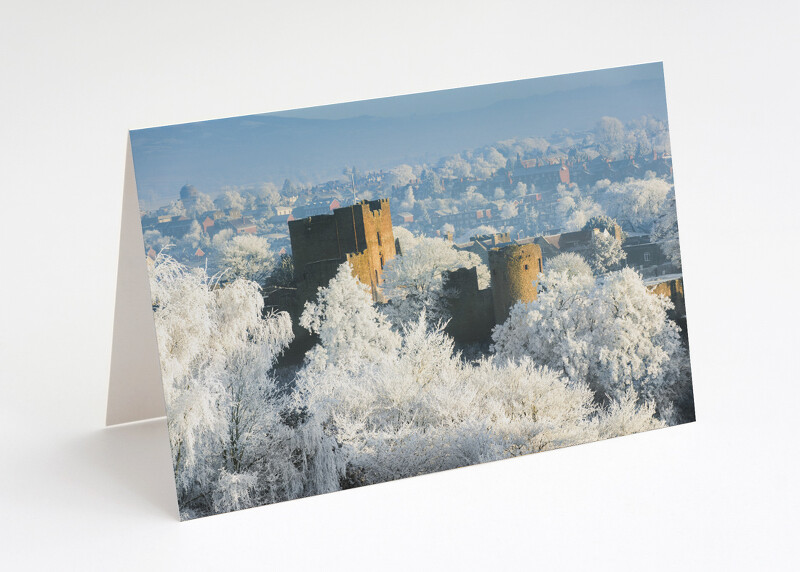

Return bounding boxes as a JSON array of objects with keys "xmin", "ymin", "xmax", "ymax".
[{"xmin": 488, "ymin": 243, "xmax": 543, "ymax": 324}]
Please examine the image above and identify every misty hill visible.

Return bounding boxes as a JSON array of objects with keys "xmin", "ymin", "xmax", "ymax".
[{"xmin": 131, "ymin": 77, "xmax": 668, "ymax": 207}]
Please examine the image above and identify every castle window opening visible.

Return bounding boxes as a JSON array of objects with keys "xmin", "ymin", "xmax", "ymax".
[
  {"xmin": 644, "ymin": 252, "xmax": 651, "ymax": 263},
  {"xmin": 524, "ymin": 264, "xmax": 529, "ymax": 270},
  {"xmin": 377, "ymin": 231, "xmax": 382, "ymax": 246}
]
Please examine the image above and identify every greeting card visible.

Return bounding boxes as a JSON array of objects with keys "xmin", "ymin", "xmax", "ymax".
[{"xmin": 108, "ymin": 62, "xmax": 694, "ymax": 520}]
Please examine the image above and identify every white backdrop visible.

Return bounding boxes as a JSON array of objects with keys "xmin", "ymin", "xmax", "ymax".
[{"xmin": 1, "ymin": 1, "xmax": 798, "ymax": 570}]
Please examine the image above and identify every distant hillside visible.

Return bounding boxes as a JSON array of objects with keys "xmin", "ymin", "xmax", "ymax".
[{"xmin": 131, "ymin": 77, "xmax": 668, "ymax": 207}]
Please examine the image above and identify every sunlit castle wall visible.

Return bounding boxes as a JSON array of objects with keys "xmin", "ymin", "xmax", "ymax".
[
  {"xmin": 488, "ymin": 243, "xmax": 543, "ymax": 324},
  {"xmin": 288, "ymin": 199, "xmax": 396, "ymax": 302}
]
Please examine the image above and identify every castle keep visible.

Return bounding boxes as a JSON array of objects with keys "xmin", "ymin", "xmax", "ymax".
[{"xmin": 289, "ymin": 199, "xmax": 396, "ymax": 302}]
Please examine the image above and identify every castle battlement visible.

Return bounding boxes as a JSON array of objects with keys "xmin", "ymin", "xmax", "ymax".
[{"xmin": 289, "ymin": 199, "xmax": 396, "ymax": 302}]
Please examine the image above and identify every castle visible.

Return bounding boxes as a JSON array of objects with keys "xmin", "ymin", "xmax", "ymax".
[
  {"xmin": 288, "ymin": 198, "xmax": 397, "ymax": 303},
  {"xmin": 285, "ymin": 198, "xmax": 544, "ymax": 346},
  {"xmin": 284, "ymin": 197, "xmax": 683, "ymax": 349},
  {"xmin": 443, "ymin": 243, "xmax": 543, "ymax": 343}
]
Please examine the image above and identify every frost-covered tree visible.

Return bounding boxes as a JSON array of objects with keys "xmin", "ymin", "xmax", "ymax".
[
  {"xmin": 438, "ymin": 153, "xmax": 473, "ymax": 179},
  {"xmin": 215, "ymin": 189, "xmax": 247, "ymax": 211},
  {"xmin": 392, "ymin": 226, "xmax": 417, "ymax": 254},
  {"xmin": 300, "ymin": 262, "xmax": 401, "ymax": 369},
  {"xmin": 456, "ymin": 224, "xmax": 498, "ymax": 243},
  {"xmin": 296, "ymin": 309, "xmax": 663, "ymax": 488},
  {"xmin": 177, "ymin": 220, "xmax": 208, "ymax": 250},
  {"xmin": 651, "ymin": 196, "xmax": 682, "ymax": 270},
  {"xmin": 417, "ymin": 169, "xmax": 443, "ymax": 198},
  {"xmin": 398, "ymin": 186, "xmax": 416, "ymax": 212},
  {"xmin": 583, "ymin": 214, "xmax": 625, "ymax": 240},
  {"xmin": 143, "ymin": 229, "xmax": 173, "ymax": 253},
  {"xmin": 545, "ymin": 252, "xmax": 593, "ymax": 280},
  {"xmin": 595, "ymin": 116, "xmax": 625, "ymax": 155},
  {"xmin": 500, "ymin": 201, "xmax": 519, "ymax": 219},
  {"xmin": 492, "ymin": 266, "xmax": 690, "ymax": 420},
  {"xmin": 587, "ymin": 229, "xmax": 627, "ymax": 274},
  {"xmin": 384, "ymin": 164, "xmax": 416, "ymax": 190},
  {"xmin": 219, "ymin": 234, "xmax": 276, "ymax": 283},
  {"xmin": 252, "ymin": 182, "xmax": 281, "ymax": 207},
  {"xmin": 604, "ymin": 177, "xmax": 671, "ymax": 233},
  {"xmin": 380, "ymin": 234, "xmax": 489, "ymax": 327},
  {"xmin": 148, "ymin": 255, "xmax": 324, "ymax": 518},
  {"xmin": 512, "ymin": 181, "xmax": 529, "ymax": 198},
  {"xmin": 263, "ymin": 253, "xmax": 294, "ymax": 291},
  {"xmin": 186, "ymin": 191, "xmax": 215, "ymax": 217},
  {"xmin": 462, "ymin": 185, "xmax": 488, "ymax": 209},
  {"xmin": 556, "ymin": 183, "xmax": 604, "ymax": 231},
  {"xmin": 164, "ymin": 199, "xmax": 186, "ymax": 217}
]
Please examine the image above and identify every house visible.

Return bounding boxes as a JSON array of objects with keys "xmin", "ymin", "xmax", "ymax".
[{"xmin": 292, "ymin": 197, "xmax": 341, "ymax": 219}]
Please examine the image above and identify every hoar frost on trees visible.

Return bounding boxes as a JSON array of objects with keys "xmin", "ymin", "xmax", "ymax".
[
  {"xmin": 299, "ymin": 262, "xmax": 401, "ymax": 369},
  {"xmin": 604, "ymin": 177, "xmax": 672, "ymax": 233},
  {"xmin": 587, "ymin": 229, "xmax": 627, "ymax": 274},
  {"xmin": 380, "ymin": 231, "xmax": 490, "ymax": 327},
  {"xmin": 148, "ymin": 254, "xmax": 329, "ymax": 519},
  {"xmin": 215, "ymin": 188, "xmax": 247, "ymax": 211},
  {"xmin": 512, "ymin": 181, "xmax": 529, "ymax": 198},
  {"xmin": 165, "ymin": 199, "xmax": 187, "ymax": 217},
  {"xmin": 545, "ymin": 251, "xmax": 593, "ymax": 279},
  {"xmin": 500, "ymin": 201, "xmax": 519, "ymax": 219},
  {"xmin": 143, "ymin": 229, "xmax": 172, "ymax": 253},
  {"xmin": 556, "ymin": 183, "xmax": 605, "ymax": 231},
  {"xmin": 295, "ymin": 271, "xmax": 663, "ymax": 487},
  {"xmin": 184, "ymin": 191, "xmax": 215, "ymax": 217},
  {"xmin": 219, "ymin": 234, "xmax": 276, "ymax": 284},
  {"xmin": 492, "ymin": 260, "xmax": 690, "ymax": 421},
  {"xmin": 651, "ymin": 194, "xmax": 682, "ymax": 269}
]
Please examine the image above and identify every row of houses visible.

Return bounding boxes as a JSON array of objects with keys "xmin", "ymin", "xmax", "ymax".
[{"xmin": 453, "ymin": 225, "xmax": 673, "ymax": 278}]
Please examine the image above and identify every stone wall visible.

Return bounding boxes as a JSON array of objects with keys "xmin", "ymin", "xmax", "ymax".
[
  {"xmin": 443, "ymin": 266, "xmax": 495, "ymax": 343},
  {"xmin": 647, "ymin": 277, "xmax": 686, "ymax": 319}
]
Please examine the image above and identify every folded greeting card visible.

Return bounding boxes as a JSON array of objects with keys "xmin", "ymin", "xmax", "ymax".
[{"xmin": 108, "ymin": 62, "xmax": 694, "ymax": 520}]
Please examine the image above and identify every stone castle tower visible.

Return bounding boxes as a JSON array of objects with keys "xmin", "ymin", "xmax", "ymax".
[
  {"xmin": 487, "ymin": 243, "xmax": 543, "ymax": 323},
  {"xmin": 288, "ymin": 199, "xmax": 396, "ymax": 301}
]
